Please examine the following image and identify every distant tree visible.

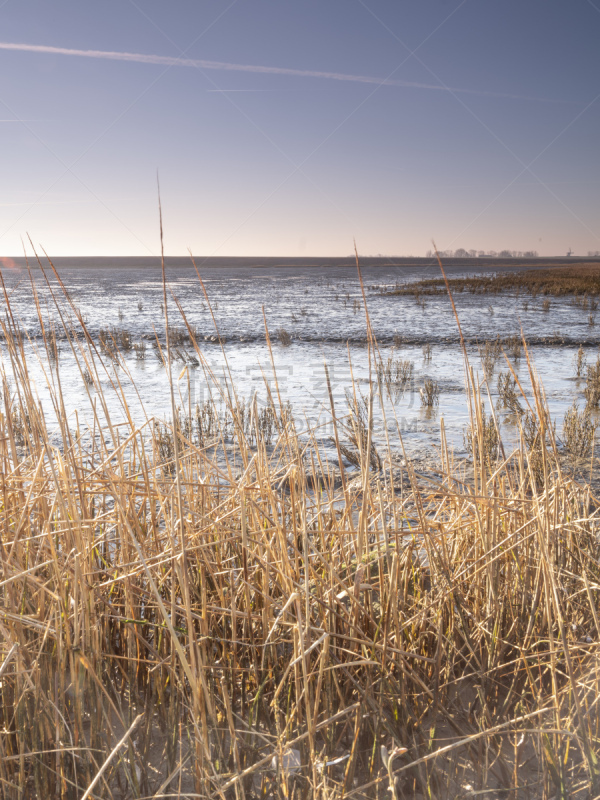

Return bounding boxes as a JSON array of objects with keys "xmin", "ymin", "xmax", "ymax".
[
  {"xmin": 588, "ymin": 251, "xmax": 600, "ymax": 257},
  {"xmin": 422, "ymin": 247, "xmax": 542, "ymax": 258}
]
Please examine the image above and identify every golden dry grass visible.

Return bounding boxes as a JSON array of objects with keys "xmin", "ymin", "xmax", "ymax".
[{"xmin": 0, "ymin": 254, "xmax": 599, "ymax": 798}]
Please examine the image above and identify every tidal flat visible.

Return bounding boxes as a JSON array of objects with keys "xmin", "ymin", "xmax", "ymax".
[{"xmin": 2, "ymin": 259, "xmax": 600, "ymax": 459}]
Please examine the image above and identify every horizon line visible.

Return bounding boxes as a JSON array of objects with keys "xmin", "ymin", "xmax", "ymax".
[{"xmin": 0, "ymin": 254, "xmax": 591, "ymax": 261}]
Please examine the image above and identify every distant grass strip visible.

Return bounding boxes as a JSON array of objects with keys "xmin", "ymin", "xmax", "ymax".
[{"xmin": 385, "ymin": 262, "xmax": 600, "ymax": 297}]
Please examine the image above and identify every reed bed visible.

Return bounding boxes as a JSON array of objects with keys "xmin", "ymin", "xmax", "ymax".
[
  {"xmin": 0, "ymin": 257, "xmax": 600, "ymax": 799},
  {"xmin": 375, "ymin": 354, "xmax": 413, "ymax": 399},
  {"xmin": 383, "ymin": 264, "xmax": 600, "ymax": 298}
]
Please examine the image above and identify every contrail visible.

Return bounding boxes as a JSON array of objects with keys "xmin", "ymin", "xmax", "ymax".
[
  {"xmin": 0, "ymin": 41, "xmax": 566, "ymax": 103},
  {"xmin": 206, "ymin": 89, "xmax": 275, "ymax": 93}
]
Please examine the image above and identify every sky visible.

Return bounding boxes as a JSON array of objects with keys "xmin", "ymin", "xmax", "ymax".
[{"xmin": 0, "ymin": 0, "xmax": 599, "ymax": 258}]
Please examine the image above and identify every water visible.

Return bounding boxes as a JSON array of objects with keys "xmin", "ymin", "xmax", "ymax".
[{"xmin": 0, "ymin": 261, "xmax": 595, "ymax": 461}]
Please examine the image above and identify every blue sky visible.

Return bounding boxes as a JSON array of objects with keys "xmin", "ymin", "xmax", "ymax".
[{"xmin": 0, "ymin": 0, "xmax": 599, "ymax": 257}]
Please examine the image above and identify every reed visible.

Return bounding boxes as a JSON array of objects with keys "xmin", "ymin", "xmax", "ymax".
[
  {"xmin": 463, "ymin": 401, "xmax": 500, "ymax": 467},
  {"xmin": 45, "ymin": 327, "xmax": 59, "ymax": 363},
  {"xmin": 277, "ymin": 327, "xmax": 292, "ymax": 347},
  {"xmin": 584, "ymin": 355, "xmax": 600, "ymax": 408},
  {"xmin": 504, "ymin": 333, "xmax": 522, "ymax": 360},
  {"xmin": 118, "ymin": 327, "xmax": 132, "ymax": 351},
  {"xmin": 98, "ymin": 326, "xmax": 133, "ymax": 357},
  {"xmin": 134, "ymin": 340, "xmax": 146, "ymax": 360},
  {"xmin": 419, "ymin": 377, "xmax": 440, "ymax": 407},
  {"xmin": 562, "ymin": 402, "xmax": 597, "ymax": 459},
  {"xmin": 497, "ymin": 370, "xmax": 523, "ymax": 414},
  {"xmin": 167, "ymin": 325, "xmax": 187, "ymax": 347},
  {"xmin": 575, "ymin": 344, "xmax": 587, "ymax": 378},
  {"xmin": 480, "ymin": 337, "xmax": 502, "ymax": 379},
  {"xmin": 0, "ymin": 259, "xmax": 599, "ymax": 799}
]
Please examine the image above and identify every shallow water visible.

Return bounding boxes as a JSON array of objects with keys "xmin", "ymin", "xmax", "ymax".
[{"xmin": 0, "ymin": 262, "xmax": 596, "ymax": 460}]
